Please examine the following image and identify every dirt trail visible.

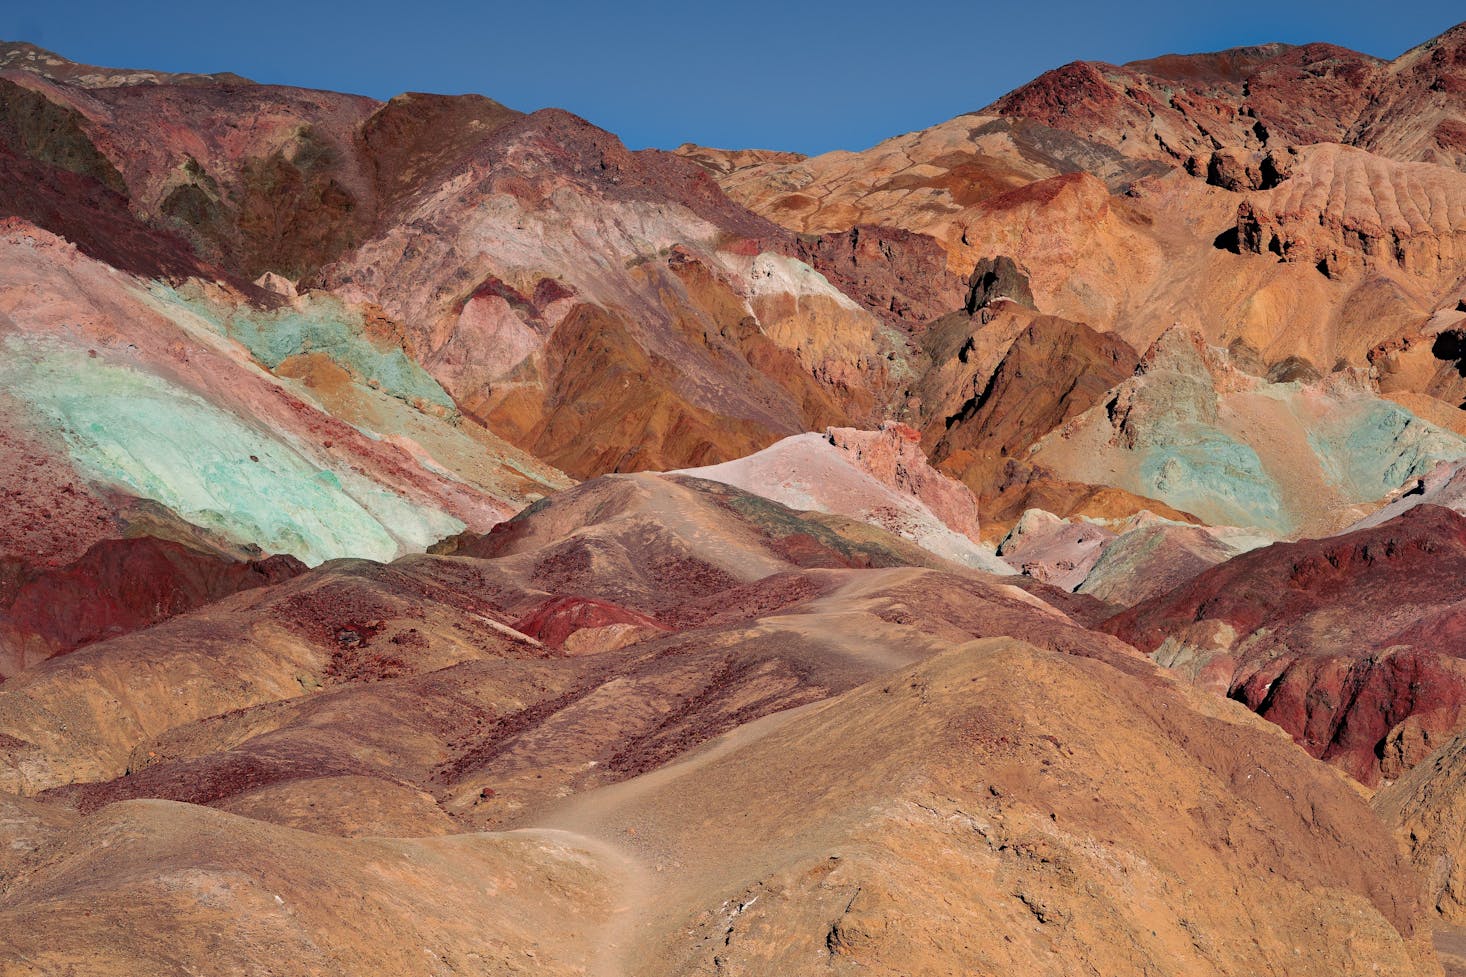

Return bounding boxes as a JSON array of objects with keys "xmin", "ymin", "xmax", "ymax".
[
  {"xmin": 503, "ymin": 566, "xmax": 966, "ymax": 971},
  {"xmin": 519, "ymin": 700, "xmax": 830, "ymax": 973},
  {"xmin": 754, "ymin": 567, "xmax": 942, "ymax": 672},
  {"xmin": 503, "ymin": 826, "xmax": 652, "ymax": 977}
]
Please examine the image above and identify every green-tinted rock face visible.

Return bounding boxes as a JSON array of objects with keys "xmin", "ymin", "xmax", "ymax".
[
  {"xmin": 1, "ymin": 335, "xmax": 462, "ymax": 565},
  {"xmin": 1139, "ymin": 431, "xmax": 1286, "ymax": 532},
  {"xmin": 1309, "ymin": 399, "xmax": 1465, "ymax": 504},
  {"xmin": 152, "ymin": 284, "xmax": 456, "ymax": 411}
]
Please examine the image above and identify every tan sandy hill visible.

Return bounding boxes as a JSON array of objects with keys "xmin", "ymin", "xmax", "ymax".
[{"xmin": 0, "ymin": 635, "xmax": 1443, "ymax": 977}]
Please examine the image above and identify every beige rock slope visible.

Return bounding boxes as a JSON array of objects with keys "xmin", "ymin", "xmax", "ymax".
[
  {"xmin": 683, "ymin": 114, "xmax": 1164, "ymax": 265},
  {"xmin": 0, "ymin": 798, "xmax": 618, "ymax": 977},
  {"xmin": 694, "ymin": 132, "xmax": 1466, "ymax": 374},
  {"xmin": 1377, "ymin": 731, "xmax": 1466, "ymax": 925}
]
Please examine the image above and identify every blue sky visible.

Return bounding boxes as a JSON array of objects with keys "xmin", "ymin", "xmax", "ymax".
[{"xmin": 7, "ymin": 1, "xmax": 1463, "ymax": 154}]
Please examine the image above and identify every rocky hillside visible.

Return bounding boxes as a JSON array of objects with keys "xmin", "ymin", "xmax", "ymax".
[{"xmin": 4, "ymin": 23, "xmax": 1466, "ymax": 977}]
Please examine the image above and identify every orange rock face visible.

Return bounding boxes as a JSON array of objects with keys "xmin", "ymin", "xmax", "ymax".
[
  {"xmin": 930, "ymin": 316, "xmax": 1140, "ymax": 498},
  {"xmin": 1234, "ymin": 143, "xmax": 1466, "ymax": 282}
]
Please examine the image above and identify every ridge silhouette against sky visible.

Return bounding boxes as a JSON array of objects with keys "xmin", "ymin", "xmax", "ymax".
[{"xmin": 8, "ymin": 0, "xmax": 1464, "ymax": 153}]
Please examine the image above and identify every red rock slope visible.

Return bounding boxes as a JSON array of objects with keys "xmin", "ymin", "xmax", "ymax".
[{"xmin": 1105, "ymin": 504, "xmax": 1466, "ymax": 785}]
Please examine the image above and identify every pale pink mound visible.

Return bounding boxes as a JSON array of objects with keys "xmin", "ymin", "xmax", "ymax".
[
  {"xmin": 1354, "ymin": 457, "xmax": 1466, "ymax": 529},
  {"xmin": 997, "ymin": 509, "xmax": 1116, "ymax": 590},
  {"xmin": 824, "ymin": 422, "xmax": 983, "ymax": 543},
  {"xmin": 677, "ymin": 429, "xmax": 1008, "ymax": 573}
]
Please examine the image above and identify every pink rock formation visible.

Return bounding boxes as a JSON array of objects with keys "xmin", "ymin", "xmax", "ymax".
[
  {"xmin": 677, "ymin": 429, "xmax": 1007, "ymax": 571},
  {"xmin": 825, "ymin": 422, "xmax": 982, "ymax": 542}
]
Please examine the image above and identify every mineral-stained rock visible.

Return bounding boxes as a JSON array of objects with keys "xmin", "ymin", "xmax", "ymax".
[
  {"xmin": 1106, "ymin": 503, "xmax": 1466, "ymax": 784},
  {"xmin": 1074, "ymin": 519, "xmax": 1253, "ymax": 607},
  {"xmin": 1026, "ymin": 326, "xmax": 1465, "ymax": 535},
  {"xmin": 0, "ymin": 53, "xmax": 958, "ymax": 491},
  {"xmin": 0, "ymin": 471, "xmax": 1111, "ymax": 797},
  {"xmin": 686, "ymin": 26, "xmax": 1466, "ymax": 386},
  {"xmin": 511, "ymin": 595, "xmax": 669, "ymax": 653},
  {"xmin": 989, "ymin": 43, "xmax": 1382, "ymax": 166},
  {"xmin": 0, "ymin": 220, "xmax": 566, "ymax": 567},
  {"xmin": 791, "ymin": 224, "xmax": 966, "ymax": 326},
  {"xmin": 998, "ymin": 508, "xmax": 1117, "ymax": 590},
  {"xmin": 0, "ymin": 492, "xmax": 1443, "ymax": 975},
  {"xmin": 0, "ymin": 537, "xmax": 303, "ymax": 676},
  {"xmin": 999, "ymin": 506, "xmax": 1264, "ymax": 606},
  {"xmin": 3, "ymin": 28, "xmax": 1466, "ymax": 977},
  {"xmin": 1358, "ymin": 457, "xmax": 1466, "ymax": 528}
]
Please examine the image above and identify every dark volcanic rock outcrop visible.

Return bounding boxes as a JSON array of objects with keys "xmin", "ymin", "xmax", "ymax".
[{"xmin": 964, "ymin": 255, "xmax": 1034, "ymax": 312}]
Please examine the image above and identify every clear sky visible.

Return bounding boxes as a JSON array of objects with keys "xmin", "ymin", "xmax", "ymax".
[{"xmin": 7, "ymin": 1, "xmax": 1464, "ymax": 154}]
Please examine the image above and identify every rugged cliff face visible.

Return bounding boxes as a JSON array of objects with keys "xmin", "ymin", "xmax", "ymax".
[{"xmin": 1233, "ymin": 143, "xmax": 1466, "ymax": 283}]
